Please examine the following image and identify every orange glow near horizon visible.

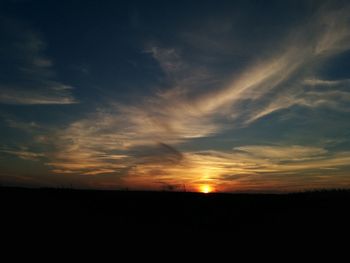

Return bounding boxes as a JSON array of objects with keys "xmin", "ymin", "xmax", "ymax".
[{"xmin": 199, "ymin": 185, "xmax": 213, "ymax": 194}]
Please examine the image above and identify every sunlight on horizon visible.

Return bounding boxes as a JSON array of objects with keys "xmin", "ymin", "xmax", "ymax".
[{"xmin": 199, "ymin": 185, "xmax": 213, "ymax": 194}]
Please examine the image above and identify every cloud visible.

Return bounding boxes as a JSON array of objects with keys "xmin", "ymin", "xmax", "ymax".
[
  {"xmin": 0, "ymin": 18, "xmax": 78, "ymax": 105},
  {"xmin": 234, "ymin": 145, "xmax": 327, "ymax": 161},
  {"xmin": 245, "ymin": 90, "xmax": 350, "ymax": 124},
  {"xmin": 187, "ymin": 147, "xmax": 350, "ymax": 191},
  {"xmin": 14, "ymin": 2, "xmax": 349, "ymax": 191},
  {"xmin": 4, "ymin": 118, "xmax": 40, "ymax": 131},
  {"xmin": 131, "ymin": 143, "xmax": 184, "ymax": 165},
  {"xmin": 303, "ymin": 78, "xmax": 350, "ymax": 87},
  {"xmin": 313, "ymin": 5, "xmax": 350, "ymax": 55},
  {"xmin": 46, "ymin": 125, "xmax": 186, "ymax": 177},
  {"xmin": 246, "ymin": 77, "xmax": 350, "ymax": 123},
  {"xmin": 198, "ymin": 4, "xmax": 350, "ymax": 123},
  {"xmin": 1, "ymin": 148, "xmax": 44, "ymax": 161},
  {"xmin": 139, "ymin": 3, "xmax": 350, "ymax": 130},
  {"xmin": 146, "ymin": 46, "xmax": 184, "ymax": 75},
  {"xmin": 22, "ymin": 105, "xmax": 350, "ymax": 191},
  {"xmin": 0, "ymin": 83, "xmax": 77, "ymax": 105},
  {"xmin": 124, "ymin": 145, "xmax": 350, "ymax": 191}
]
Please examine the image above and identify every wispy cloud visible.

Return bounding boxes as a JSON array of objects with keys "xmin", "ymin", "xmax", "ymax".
[
  {"xmin": 123, "ymin": 145, "xmax": 350, "ymax": 191},
  {"xmin": 1, "ymin": 148, "xmax": 44, "ymax": 161},
  {"xmin": 234, "ymin": 145, "xmax": 327, "ymax": 161},
  {"xmin": 145, "ymin": 46, "xmax": 184, "ymax": 75},
  {"xmin": 9, "ymin": 2, "xmax": 349, "ymax": 191},
  {"xmin": 4, "ymin": 118, "xmax": 40, "ymax": 131},
  {"xmin": 303, "ymin": 78, "xmax": 350, "ymax": 87},
  {"xmin": 0, "ymin": 18, "xmax": 77, "ymax": 105},
  {"xmin": 0, "ymin": 83, "xmax": 77, "ymax": 105},
  {"xmin": 313, "ymin": 5, "xmax": 350, "ymax": 56},
  {"xmin": 139, "ymin": 3, "xmax": 350, "ymax": 130}
]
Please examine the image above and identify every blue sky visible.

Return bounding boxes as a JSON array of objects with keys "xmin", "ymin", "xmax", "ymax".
[{"xmin": 1, "ymin": 0, "xmax": 350, "ymax": 192}]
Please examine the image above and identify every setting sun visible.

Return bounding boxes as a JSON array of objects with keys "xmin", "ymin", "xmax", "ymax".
[{"xmin": 200, "ymin": 185, "xmax": 213, "ymax": 194}]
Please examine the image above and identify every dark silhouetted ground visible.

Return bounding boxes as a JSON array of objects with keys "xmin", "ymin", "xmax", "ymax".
[{"xmin": 2, "ymin": 187, "xmax": 350, "ymax": 237}]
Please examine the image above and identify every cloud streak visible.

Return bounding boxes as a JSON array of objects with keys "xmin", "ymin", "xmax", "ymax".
[
  {"xmin": 0, "ymin": 18, "xmax": 77, "ymax": 105},
  {"xmin": 0, "ymin": 83, "xmax": 77, "ymax": 105},
  {"xmin": 1, "ymin": 148, "xmax": 44, "ymax": 161}
]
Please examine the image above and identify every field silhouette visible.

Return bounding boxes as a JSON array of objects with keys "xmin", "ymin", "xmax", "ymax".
[{"xmin": 2, "ymin": 187, "xmax": 350, "ymax": 237}]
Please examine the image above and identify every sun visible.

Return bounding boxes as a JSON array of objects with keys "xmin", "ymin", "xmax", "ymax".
[{"xmin": 200, "ymin": 185, "xmax": 213, "ymax": 194}]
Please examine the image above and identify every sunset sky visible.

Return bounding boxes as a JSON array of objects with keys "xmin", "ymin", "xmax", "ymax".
[{"xmin": 1, "ymin": 0, "xmax": 350, "ymax": 192}]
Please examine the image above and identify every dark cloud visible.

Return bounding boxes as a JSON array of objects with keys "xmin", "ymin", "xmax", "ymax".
[{"xmin": 131, "ymin": 142, "xmax": 183, "ymax": 166}]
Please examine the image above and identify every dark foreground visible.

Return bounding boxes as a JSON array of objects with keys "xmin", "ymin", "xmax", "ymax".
[{"xmin": 2, "ymin": 187, "xmax": 350, "ymax": 237}]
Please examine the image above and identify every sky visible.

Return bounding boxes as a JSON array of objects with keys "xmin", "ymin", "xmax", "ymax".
[{"xmin": 0, "ymin": 0, "xmax": 350, "ymax": 192}]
